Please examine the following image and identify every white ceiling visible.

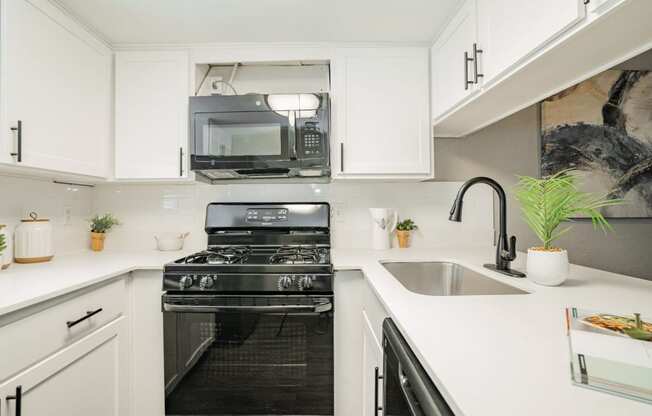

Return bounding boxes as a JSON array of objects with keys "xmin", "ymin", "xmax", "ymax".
[{"xmin": 56, "ymin": 0, "xmax": 461, "ymax": 45}]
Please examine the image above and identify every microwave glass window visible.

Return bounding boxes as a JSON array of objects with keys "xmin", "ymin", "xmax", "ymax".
[{"xmin": 204, "ymin": 122, "xmax": 282, "ymax": 156}]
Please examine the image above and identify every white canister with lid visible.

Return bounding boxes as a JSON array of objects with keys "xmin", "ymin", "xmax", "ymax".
[{"xmin": 15, "ymin": 212, "xmax": 54, "ymax": 263}]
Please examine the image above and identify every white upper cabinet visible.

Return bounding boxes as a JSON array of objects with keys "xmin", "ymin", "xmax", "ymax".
[
  {"xmin": 0, "ymin": 0, "xmax": 112, "ymax": 177},
  {"xmin": 430, "ymin": 0, "xmax": 652, "ymax": 137},
  {"xmin": 114, "ymin": 50, "xmax": 190, "ymax": 180},
  {"xmin": 332, "ymin": 47, "xmax": 431, "ymax": 180},
  {"xmin": 431, "ymin": 0, "xmax": 479, "ymax": 120},
  {"xmin": 477, "ymin": 0, "xmax": 586, "ymax": 84}
]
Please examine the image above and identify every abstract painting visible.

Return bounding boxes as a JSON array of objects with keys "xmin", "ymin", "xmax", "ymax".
[{"xmin": 541, "ymin": 69, "xmax": 652, "ymax": 218}]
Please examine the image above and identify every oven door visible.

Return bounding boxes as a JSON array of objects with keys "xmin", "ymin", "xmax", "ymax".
[
  {"xmin": 191, "ymin": 110, "xmax": 297, "ymax": 167},
  {"xmin": 383, "ymin": 319, "xmax": 454, "ymax": 416},
  {"xmin": 162, "ymin": 294, "xmax": 334, "ymax": 416}
]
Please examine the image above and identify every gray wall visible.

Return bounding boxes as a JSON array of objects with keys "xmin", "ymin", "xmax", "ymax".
[{"xmin": 434, "ymin": 105, "xmax": 652, "ymax": 280}]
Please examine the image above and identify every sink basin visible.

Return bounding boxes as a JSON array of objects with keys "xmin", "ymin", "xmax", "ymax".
[{"xmin": 381, "ymin": 262, "xmax": 528, "ymax": 296}]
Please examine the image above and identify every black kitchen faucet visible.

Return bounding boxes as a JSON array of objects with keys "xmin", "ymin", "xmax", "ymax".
[{"xmin": 449, "ymin": 177, "xmax": 526, "ymax": 278}]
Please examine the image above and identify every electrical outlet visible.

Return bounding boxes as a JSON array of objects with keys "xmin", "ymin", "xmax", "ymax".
[
  {"xmin": 63, "ymin": 206, "xmax": 72, "ymax": 226},
  {"xmin": 332, "ymin": 202, "xmax": 346, "ymax": 223}
]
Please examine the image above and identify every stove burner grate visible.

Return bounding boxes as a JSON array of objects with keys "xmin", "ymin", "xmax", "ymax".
[
  {"xmin": 269, "ymin": 246, "xmax": 328, "ymax": 265},
  {"xmin": 181, "ymin": 247, "xmax": 251, "ymax": 265}
]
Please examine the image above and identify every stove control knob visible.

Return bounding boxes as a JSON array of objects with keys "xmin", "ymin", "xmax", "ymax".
[
  {"xmin": 278, "ymin": 275, "xmax": 294, "ymax": 291},
  {"xmin": 298, "ymin": 275, "xmax": 314, "ymax": 291},
  {"xmin": 179, "ymin": 275, "xmax": 194, "ymax": 290},
  {"xmin": 199, "ymin": 275, "xmax": 215, "ymax": 290}
]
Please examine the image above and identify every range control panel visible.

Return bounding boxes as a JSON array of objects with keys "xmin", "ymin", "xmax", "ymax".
[{"xmin": 246, "ymin": 208, "xmax": 289, "ymax": 223}]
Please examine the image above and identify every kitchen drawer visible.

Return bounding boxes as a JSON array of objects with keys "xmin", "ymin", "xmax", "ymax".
[
  {"xmin": 362, "ymin": 280, "xmax": 389, "ymax": 344},
  {"xmin": 0, "ymin": 277, "xmax": 127, "ymax": 381}
]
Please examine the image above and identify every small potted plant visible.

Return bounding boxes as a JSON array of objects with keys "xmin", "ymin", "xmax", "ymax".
[
  {"xmin": 396, "ymin": 218, "xmax": 418, "ymax": 248},
  {"xmin": 89, "ymin": 214, "xmax": 120, "ymax": 252},
  {"xmin": 514, "ymin": 170, "xmax": 624, "ymax": 286},
  {"xmin": 0, "ymin": 230, "xmax": 6, "ymax": 271}
]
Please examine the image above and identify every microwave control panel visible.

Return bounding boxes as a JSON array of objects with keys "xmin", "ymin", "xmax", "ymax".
[{"xmin": 301, "ymin": 122, "xmax": 323, "ymax": 157}]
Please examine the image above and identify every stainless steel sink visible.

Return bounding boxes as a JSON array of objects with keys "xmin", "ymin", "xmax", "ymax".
[{"xmin": 381, "ymin": 262, "xmax": 528, "ymax": 296}]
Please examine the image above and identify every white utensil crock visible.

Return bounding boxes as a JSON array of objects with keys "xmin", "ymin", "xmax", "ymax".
[
  {"xmin": 526, "ymin": 248, "xmax": 569, "ymax": 286},
  {"xmin": 15, "ymin": 212, "xmax": 54, "ymax": 263},
  {"xmin": 369, "ymin": 208, "xmax": 398, "ymax": 250}
]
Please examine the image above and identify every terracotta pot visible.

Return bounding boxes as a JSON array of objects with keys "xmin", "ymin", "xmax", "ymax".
[
  {"xmin": 396, "ymin": 230, "xmax": 411, "ymax": 248},
  {"xmin": 91, "ymin": 232, "xmax": 106, "ymax": 252}
]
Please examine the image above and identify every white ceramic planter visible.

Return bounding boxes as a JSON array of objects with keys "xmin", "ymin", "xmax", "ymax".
[{"xmin": 526, "ymin": 248, "xmax": 569, "ymax": 286}]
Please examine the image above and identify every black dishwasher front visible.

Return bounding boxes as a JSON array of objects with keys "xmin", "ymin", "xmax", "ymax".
[{"xmin": 383, "ymin": 318, "xmax": 454, "ymax": 416}]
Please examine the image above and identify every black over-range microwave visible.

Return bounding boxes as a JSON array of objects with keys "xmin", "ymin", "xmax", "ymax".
[{"xmin": 189, "ymin": 93, "xmax": 330, "ymax": 182}]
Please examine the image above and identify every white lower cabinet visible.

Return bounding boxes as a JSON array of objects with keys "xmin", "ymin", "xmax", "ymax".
[
  {"xmin": 362, "ymin": 310, "xmax": 383, "ymax": 416},
  {"xmin": 334, "ymin": 270, "xmax": 389, "ymax": 416},
  {"xmin": 0, "ymin": 317, "xmax": 127, "ymax": 416}
]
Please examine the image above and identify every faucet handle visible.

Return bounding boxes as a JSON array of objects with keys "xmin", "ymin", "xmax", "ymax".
[{"xmin": 507, "ymin": 235, "xmax": 517, "ymax": 261}]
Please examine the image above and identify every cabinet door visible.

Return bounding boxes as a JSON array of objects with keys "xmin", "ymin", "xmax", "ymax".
[
  {"xmin": 362, "ymin": 310, "xmax": 383, "ymax": 416},
  {"xmin": 431, "ymin": 0, "xmax": 478, "ymax": 120},
  {"xmin": 114, "ymin": 50, "xmax": 189, "ymax": 179},
  {"xmin": 0, "ymin": 0, "xmax": 112, "ymax": 176},
  {"xmin": 477, "ymin": 0, "xmax": 586, "ymax": 83},
  {"xmin": 333, "ymin": 47, "xmax": 431, "ymax": 178},
  {"xmin": 0, "ymin": 317, "xmax": 127, "ymax": 416}
]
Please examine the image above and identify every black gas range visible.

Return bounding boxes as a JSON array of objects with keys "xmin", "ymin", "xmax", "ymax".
[{"xmin": 162, "ymin": 203, "xmax": 334, "ymax": 416}]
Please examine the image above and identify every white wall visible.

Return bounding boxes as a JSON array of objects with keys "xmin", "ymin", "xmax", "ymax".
[
  {"xmin": 0, "ymin": 175, "xmax": 95, "ymax": 257},
  {"xmin": 92, "ymin": 181, "xmax": 493, "ymax": 251}
]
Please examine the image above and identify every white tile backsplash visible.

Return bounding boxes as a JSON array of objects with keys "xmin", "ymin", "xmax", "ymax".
[
  {"xmin": 2, "ymin": 174, "xmax": 494, "ymax": 255},
  {"xmin": 92, "ymin": 181, "xmax": 494, "ymax": 251},
  {"xmin": 0, "ymin": 175, "xmax": 95, "ymax": 256}
]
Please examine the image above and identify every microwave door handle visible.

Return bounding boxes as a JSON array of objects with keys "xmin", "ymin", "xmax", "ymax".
[{"xmin": 288, "ymin": 111, "xmax": 297, "ymax": 160}]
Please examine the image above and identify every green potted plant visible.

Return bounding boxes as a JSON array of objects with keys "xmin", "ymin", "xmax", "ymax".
[
  {"xmin": 514, "ymin": 170, "xmax": 624, "ymax": 286},
  {"xmin": 89, "ymin": 214, "xmax": 120, "ymax": 252},
  {"xmin": 396, "ymin": 218, "xmax": 418, "ymax": 248},
  {"xmin": 0, "ymin": 229, "xmax": 7, "ymax": 271}
]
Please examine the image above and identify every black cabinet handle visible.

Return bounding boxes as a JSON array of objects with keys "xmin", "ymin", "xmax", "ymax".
[
  {"xmin": 464, "ymin": 52, "xmax": 474, "ymax": 90},
  {"xmin": 6, "ymin": 385, "xmax": 22, "ymax": 416},
  {"xmin": 66, "ymin": 308, "xmax": 103, "ymax": 328},
  {"xmin": 473, "ymin": 43, "xmax": 484, "ymax": 84},
  {"xmin": 179, "ymin": 147, "xmax": 184, "ymax": 177},
  {"xmin": 374, "ymin": 366, "xmax": 383, "ymax": 414},
  {"xmin": 340, "ymin": 142, "xmax": 344, "ymax": 173},
  {"xmin": 10, "ymin": 120, "xmax": 22, "ymax": 162}
]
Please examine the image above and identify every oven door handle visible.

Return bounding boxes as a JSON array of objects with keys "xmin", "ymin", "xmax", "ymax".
[{"xmin": 163, "ymin": 302, "xmax": 332, "ymax": 314}]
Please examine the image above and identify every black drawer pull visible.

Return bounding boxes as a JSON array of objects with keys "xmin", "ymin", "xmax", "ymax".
[
  {"xmin": 179, "ymin": 147, "xmax": 184, "ymax": 177},
  {"xmin": 374, "ymin": 366, "xmax": 383, "ymax": 414},
  {"xmin": 66, "ymin": 308, "xmax": 103, "ymax": 328},
  {"xmin": 6, "ymin": 385, "xmax": 22, "ymax": 416},
  {"xmin": 10, "ymin": 120, "xmax": 22, "ymax": 162}
]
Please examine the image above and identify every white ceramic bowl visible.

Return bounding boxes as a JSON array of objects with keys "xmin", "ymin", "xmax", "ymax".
[{"xmin": 155, "ymin": 232, "xmax": 189, "ymax": 251}]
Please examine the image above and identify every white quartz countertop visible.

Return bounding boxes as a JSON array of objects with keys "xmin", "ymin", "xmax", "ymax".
[
  {"xmin": 1, "ymin": 246, "xmax": 651, "ymax": 415},
  {"xmin": 0, "ymin": 249, "xmax": 197, "ymax": 316},
  {"xmin": 331, "ymin": 245, "xmax": 652, "ymax": 416}
]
